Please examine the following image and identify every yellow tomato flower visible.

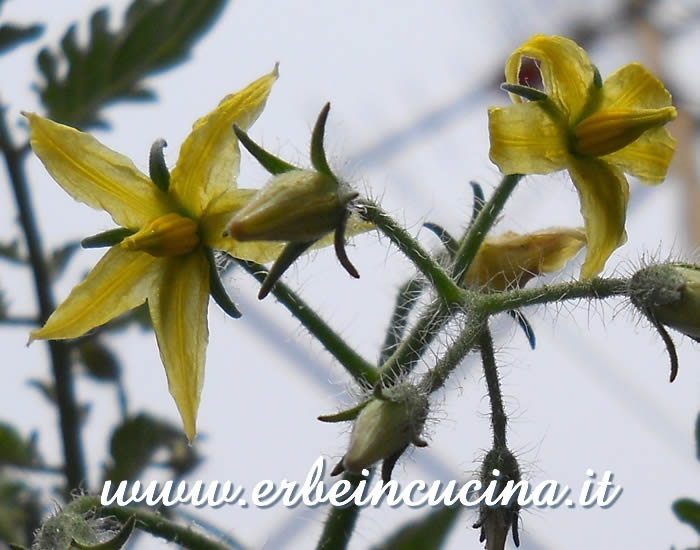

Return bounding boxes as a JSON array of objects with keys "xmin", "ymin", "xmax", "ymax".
[
  {"xmin": 464, "ymin": 227, "xmax": 586, "ymax": 291},
  {"xmin": 27, "ymin": 68, "xmax": 283, "ymax": 441},
  {"xmin": 489, "ymin": 34, "xmax": 676, "ymax": 279}
]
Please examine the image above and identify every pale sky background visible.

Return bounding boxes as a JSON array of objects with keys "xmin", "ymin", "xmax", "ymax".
[{"xmin": 1, "ymin": 1, "xmax": 699, "ymax": 549}]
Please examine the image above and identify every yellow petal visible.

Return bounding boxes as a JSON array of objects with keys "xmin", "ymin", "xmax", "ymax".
[
  {"xmin": 169, "ymin": 67, "xmax": 279, "ymax": 216},
  {"xmin": 505, "ymin": 35, "xmax": 595, "ymax": 123},
  {"xmin": 603, "ymin": 126, "xmax": 676, "ymax": 184},
  {"xmin": 600, "ymin": 63, "xmax": 672, "ymax": 110},
  {"xmin": 24, "ymin": 113, "xmax": 170, "ymax": 230},
  {"xmin": 464, "ymin": 227, "xmax": 586, "ymax": 291},
  {"xmin": 488, "ymin": 103, "xmax": 568, "ymax": 175},
  {"xmin": 567, "ymin": 157, "xmax": 629, "ymax": 279},
  {"xmin": 30, "ymin": 247, "xmax": 161, "ymax": 341},
  {"xmin": 148, "ymin": 252, "xmax": 210, "ymax": 442}
]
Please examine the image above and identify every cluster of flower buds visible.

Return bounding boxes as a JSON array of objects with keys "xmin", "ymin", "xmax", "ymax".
[
  {"xmin": 225, "ymin": 103, "xmax": 362, "ymax": 299},
  {"xmin": 473, "ymin": 447, "xmax": 522, "ymax": 550}
]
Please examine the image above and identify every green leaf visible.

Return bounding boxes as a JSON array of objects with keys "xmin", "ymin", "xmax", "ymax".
[
  {"xmin": 673, "ymin": 498, "xmax": 700, "ymax": 534},
  {"xmin": 103, "ymin": 413, "xmax": 199, "ymax": 483},
  {"xmin": 77, "ymin": 337, "xmax": 120, "ymax": 382},
  {"xmin": 48, "ymin": 241, "xmax": 80, "ymax": 280},
  {"xmin": 0, "ymin": 477, "xmax": 42, "ymax": 547},
  {"xmin": 372, "ymin": 506, "xmax": 461, "ymax": 550},
  {"xmin": 36, "ymin": 0, "xmax": 229, "ymax": 128},
  {"xmin": 0, "ymin": 240, "xmax": 27, "ymax": 265},
  {"xmin": 0, "ymin": 423, "xmax": 40, "ymax": 467},
  {"xmin": 0, "ymin": 23, "xmax": 43, "ymax": 55}
]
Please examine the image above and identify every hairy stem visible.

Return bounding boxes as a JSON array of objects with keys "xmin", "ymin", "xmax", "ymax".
[
  {"xmin": 476, "ymin": 277, "xmax": 629, "ymax": 314},
  {"xmin": 315, "ymin": 471, "xmax": 369, "ymax": 550},
  {"xmin": 452, "ymin": 174, "xmax": 522, "ymax": 281},
  {"xmin": 356, "ymin": 199, "xmax": 463, "ymax": 304},
  {"xmin": 236, "ymin": 259, "xmax": 378, "ymax": 386},
  {"xmin": 478, "ymin": 326, "xmax": 507, "ymax": 448},
  {"xmin": 0, "ymin": 106, "xmax": 86, "ymax": 490},
  {"xmin": 378, "ymin": 277, "xmax": 425, "ymax": 365},
  {"xmin": 378, "ymin": 300, "xmax": 451, "ymax": 384},
  {"xmin": 75, "ymin": 497, "xmax": 238, "ymax": 550},
  {"xmin": 418, "ymin": 313, "xmax": 485, "ymax": 394}
]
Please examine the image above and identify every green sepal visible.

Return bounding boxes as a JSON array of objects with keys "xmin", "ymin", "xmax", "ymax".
[
  {"xmin": 148, "ymin": 138, "xmax": 170, "ymax": 191},
  {"xmin": 508, "ymin": 309, "xmax": 536, "ymax": 350},
  {"xmin": 258, "ymin": 240, "xmax": 313, "ymax": 300},
  {"xmin": 500, "ymin": 82, "xmax": 548, "ymax": 102},
  {"xmin": 592, "ymin": 65, "xmax": 603, "ymax": 89},
  {"xmin": 334, "ymin": 209, "xmax": 360, "ymax": 279},
  {"xmin": 317, "ymin": 399, "xmax": 370, "ymax": 423},
  {"xmin": 423, "ymin": 222, "xmax": 458, "ymax": 258},
  {"xmin": 72, "ymin": 516, "xmax": 135, "ymax": 550},
  {"xmin": 310, "ymin": 102, "xmax": 334, "ymax": 177},
  {"xmin": 205, "ymin": 248, "xmax": 241, "ymax": 319},
  {"xmin": 469, "ymin": 181, "xmax": 485, "ymax": 224},
  {"xmin": 233, "ymin": 124, "xmax": 298, "ymax": 175},
  {"xmin": 81, "ymin": 228, "xmax": 134, "ymax": 248}
]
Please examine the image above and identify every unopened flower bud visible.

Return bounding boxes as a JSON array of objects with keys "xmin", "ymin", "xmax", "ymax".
[
  {"xmin": 573, "ymin": 106, "xmax": 676, "ymax": 157},
  {"xmin": 631, "ymin": 263, "xmax": 700, "ymax": 342},
  {"xmin": 342, "ymin": 385, "xmax": 429, "ymax": 474},
  {"xmin": 227, "ymin": 169, "xmax": 353, "ymax": 243},
  {"xmin": 474, "ymin": 447, "xmax": 522, "ymax": 550}
]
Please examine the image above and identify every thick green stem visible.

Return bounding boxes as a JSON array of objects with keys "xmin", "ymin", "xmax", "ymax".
[
  {"xmin": 478, "ymin": 326, "xmax": 507, "ymax": 448},
  {"xmin": 356, "ymin": 199, "xmax": 463, "ymax": 304},
  {"xmin": 0, "ymin": 106, "xmax": 86, "ymax": 490},
  {"xmin": 418, "ymin": 313, "xmax": 485, "ymax": 394},
  {"xmin": 315, "ymin": 471, "xmax": 369, "ymax": 550},
  {"xmin": 75, "ymin": 497, "xmax": 237, "ymax": 550},
  {"xmin": 236, "ymin": 259, "xmax": 378, "ymax": 386},
  {"xmin": 452, "ymin": 174, "xmax": 522, "ymax": 281},
  {"xmin": 378, "ymin": 300, "xmax": 450, "ymax": 384},
  {"xmin": 476, "ymin": 277, "xmax": 629, "ymax": 315}
]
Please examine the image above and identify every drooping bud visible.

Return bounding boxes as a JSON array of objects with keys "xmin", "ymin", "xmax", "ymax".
[
  {"xmin": 473, "ymin": 447, "xmax": 522, "ymax": 550},
  {"xmin": 630, "ymin": 263, "xmax": 700, "ymax": 381},
  {"xmin": 572, "ymin": 106, "xmax": 676, "ymax": 157},
  {"xmin": 631, "ymin": 263, "xmax": 700, "ymax": 342},
  {"xmin": 338, "ymin": 385, "xmax": 429, "ymax": 477},
  {"xmin": 227, "ymin": 169, "xmax": 353, "ymax": 243},
  {"xmin": 121, "ymin": 213, "xmax": 199, "ymax": 257}
]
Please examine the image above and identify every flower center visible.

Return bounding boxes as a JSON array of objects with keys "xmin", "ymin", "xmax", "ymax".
[
  {"xmin": 121, "ymin": 213, "xmax": 199, "ymax": 257},
  {"xmin": 572, "ymin": 106, "xmax": 676, "ymax": 157}
]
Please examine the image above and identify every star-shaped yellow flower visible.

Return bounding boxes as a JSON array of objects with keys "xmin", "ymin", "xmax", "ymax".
[
  {"xmin": 27, "ymin": 68, "xmax": 283, "ymax": 441},
  {"xmin": 488, "ymin": 34, "xmax": 676, "ymax": 279}
]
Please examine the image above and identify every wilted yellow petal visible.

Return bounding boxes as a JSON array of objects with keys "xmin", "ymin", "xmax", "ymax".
[
  {"xmin": 568, "ymin": 157, "xmax": 629, "ymax": 279},
  {"xmin": 24, "ymin": 113, "xmax": 170, "ymax": 230},
  {"xmin": 603, "ymin": 126, "xmax": 676, "ymax": 184},
  {"xmin": 170, "ymin": 67, "xmax": 279, "ymax": 216},
  {"xmin": 600, "ymin": 63, "xmax": 672, "ymax": 110},
  {"xmin": 488, "ymin": 103, "xmax": 568, "ymax": 175},
  {"xmin": 464, "ymin": 228, "xmax": 586, "ymax": 291},
  {"xmin": 30, "ymin": 247, "xmax": 161, "ymax": 341},
  {"xmin": 148, "ymin": 252, "xmax": 210, "ymax": 442},
  {"xmin": 504, "ymin": 35, "xmax": 595, "ymax": 122}
]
